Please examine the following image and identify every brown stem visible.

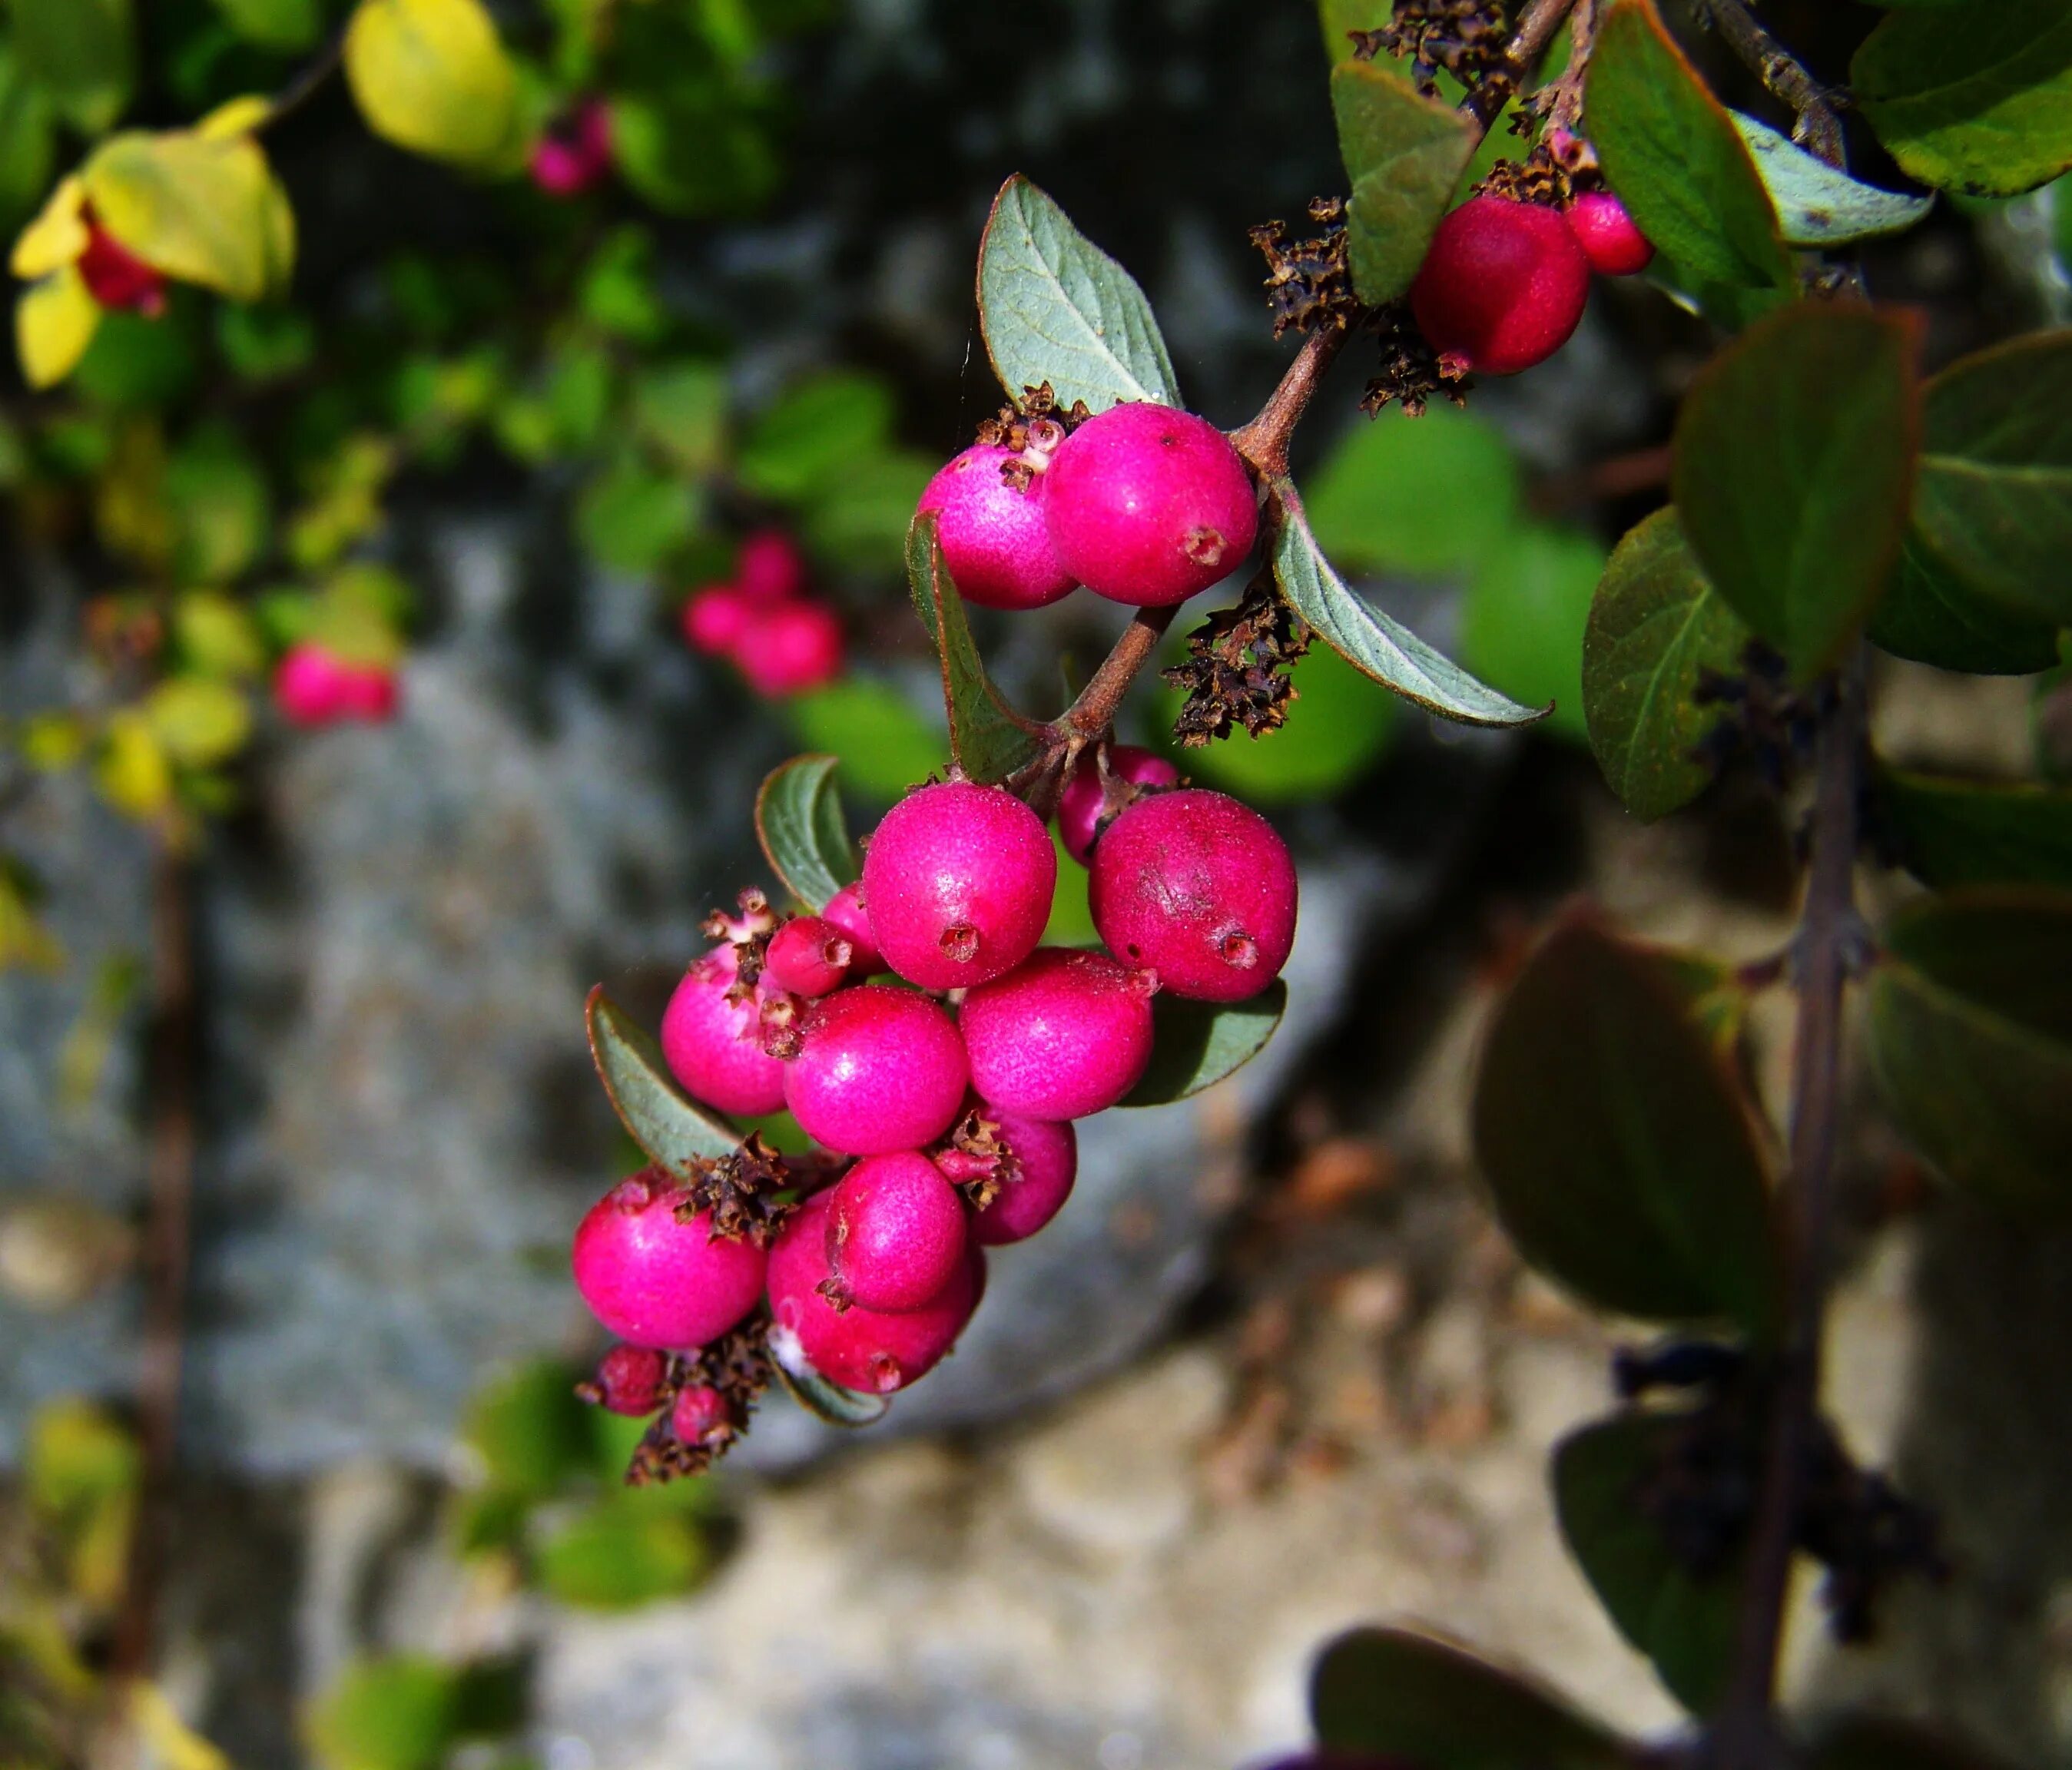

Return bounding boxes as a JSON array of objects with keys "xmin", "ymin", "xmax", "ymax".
[
  {"xmin": 1546, "ymin": 0, "xmax": 1600, "ymax": 137},
  {"xmin": 1059, "ymin": 604, "xmax": 1181, "ymax": 742},
  {"xmin": 1693, "ymin": 0, "xmax": 1845, "ymax": 169},
  {"xmin": 255, "ymin": 31, "xmax": 345, "ymax": 135}
]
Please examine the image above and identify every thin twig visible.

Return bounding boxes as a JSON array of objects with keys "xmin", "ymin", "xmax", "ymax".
[
  {"xmin": 1545, "ymin": 0, "xmax": 1600, "ymax": 138},
  {"xmin": 256, "ymin": 31, "xmax": 346, "ymax": 135},
  {"xmin": 1692, "ymin": 0, "xmax": 1845, "ymax": 169}
]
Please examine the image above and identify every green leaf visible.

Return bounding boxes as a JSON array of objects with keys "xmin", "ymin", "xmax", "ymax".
[
  {"xmin": 1553, "ymin": 1413, "xmax": 1742, "ymax": 1715},
  {"xmin": 307, "ymin": 1658, "xmax": 462, "ymax": 1770},
  {"xmin": 575, "ymin": 456, "xmax": 698, "ymax": 575},
  {"xmin": 1305, "ymin": 403, "xmax": 1521, "ymax": 578},
  {"xmin": 976, "ymin": 174, "xmax": 1182, "ymax": 415},
  {"xmin": 145, "ymin": 676, "xmax": 250, "ymax": 768},
  {"xmin": 462, "ymin": 1361, "xmax": 591, "ymax": 1501},
  {"xmin": 784, "ymin": 678, "xmax": 944, "ymax": 804},
  {"xmin": 771, "ymin": 1356, "xmax": 892, "ymax": 1427},
  {"xmin": 754, "ymin": 754, "xmax": 859, "ymax": 913},
  {"xmin": 735, "ymin": 370, "xmax": 893, "ymax": 503},
  {"xmin": 1471, "ymin": 909, "xmax": 1778, "ymax": 1333},
  {"xmin": 1878, "ymin": 769, "xmax": 2072, "ymax": 889},
  {"xmin": 1586, "ymin": 0, "xmax": 1794, "ymax": 296},
  {"xmin": 1911, "ymin": 329, "xmax": 2072, "ymax": 626},
  {"xmin": 801, "ymin": 448, "xmax": 935, "ymax": 572},
  {"xmin": 13, "ymin": 0, "xmax": 134, "ymax": 135},
  {"xmin": 1864, "ymin": 887, "xmax": 2072, "ymax": 1212},
  {"xmin": 174, "ymin": 590, "xmax": 266, "ymax": 678},
  {"xmin": 1119, "ymin": 982, "xmax": 1287, "ymax": 1107},
  {"xmin": 1311, "ymin": 1627, "xmax": 1633, "ymax": 1770},
  {"xmin": 167, "ymin": 426, "xmax": 269, "ymax": 584},
  {"xmin": 585, "ymin": 985, "xmax": 739, "ymax": 1178},
  {"xmin": 1672, "ymin": 303, "xmax": 1922, "ymax": 678},
  {"xmin": 0, "ymin": 49, "xmax": 56, "ymax": 227},
  {"xmin": 1270, "ymin": 476, "xmax": 1548, "ymax": 728},
  {"xmin": 1869, "ymin": 531, "xmax": 2064, "ymax": 675},
  {"xmin": 343, "ymin": 0, "xmax": 521, "ymax": 171},
  {"xmin": 535, "ymin": 1495, "xmax": 709, "ymax": 1609},
  {"xmin": 1460, "ymin": 525, "xmax": 1606, "ymax": 744},
  {"xmin": 632, "ymin": 360, "xmax": 728, "ymax": 475},
  {"xmin": 1583, "ymin": 508, "xmax": 1752, "ymax": 821},
  {"xmin": 905, "ymin": 512, "xmax": 1045, "ymax": 784},
  {"xmin": 1730, "ymin": 111, "xmax": 1935, "ymax": 246},
  {"xmin": 211, "ymin": 0, "xmax": 324, "ymax": 51},
  {"xmin": 1329, "ymin": 61, "xmax": 1480, "ymax": 306},
  {"xmin": 606, "ymin": 88, "xmax": 780, "ymax": 219},
  {"xmin": 1855, "ymin": 1, "xmax": 2072, "ymax": 198},
  {"xmin": 84, "ymin": 129, "xmax": 291, "ymax": 303}
]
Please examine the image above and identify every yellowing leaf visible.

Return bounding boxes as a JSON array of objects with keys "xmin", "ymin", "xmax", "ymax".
[
  {"xmin": 177, "ymin": 590, "xmax": 267, "ymax": 677},
  {"xmin": 344, "ymin": 0, "xmax": 521, "ymax": 170},
  {"xmin": 131, "ymin": 1682, "xmax": 233, "ymax": 1770},
  {"xmin": 17, "ymin": 267, "xmax": 102, "ymax": 389},
  {"xmin": 26, "ymin": 1398, "xmax": 141, "ymax": 1610},
  {"xmin": 11, "ymin": 173, "xmax": 88, "ymax": 277},
  {"xmin": 196, "ymin": 94, "xmax": 274, "ymax": 139},
  {"xmin": 95, "ymin": 709, "xmax": 173, "ymax": 820},
  {"xmin": 147, "ymin": 675, "xmax": 252, "ymax": 767},
  {"xmin": 84, "ymin": 128, "xmax": 292, "ymax": 302},
  {"xmin": 0, "ymin": 869, "xmax": 64, "ymax": 972}
]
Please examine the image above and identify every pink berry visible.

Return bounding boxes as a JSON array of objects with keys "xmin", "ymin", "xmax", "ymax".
[
  {"xmin": 765, "ymin": 916, "xmax": 853, "ymax": 997},
  {"xmin": 275, "ymin": 644, "xmax": 349, "ymax": 724},
  {"xmin": 767, "ymin": 1192, "xmax": 984, "ymax": 1394},
  {"xmin": 659, "ymin": 943, "xmax": 787, "ymax": 1117},
  {"xmin": 591, "ymin": 1344, "xmax": 668, "ymax": 1416},
  {"xmin": 959, "ymin": 948, "xmax": 1157, "ymax": 1120},
  {"xmin": 333, "ymin": 661, "xmax": 399, "ymax": 722},
  {"xmin": 823, "ymin": 882, "xmax": 884, "ymax": 976},
  {"xmin": 825, "ymin": 1150, "xmax": 969, "ymax": 1312},
  {"xmin": 1409, "ymin": 194, "xmax": 1591, "ymax": 377},
  {"xmin": 529, "ymin": 100, "xmax": 614, "ymax": 197},
  {"xmin": 78, "ymin": 216, "xmax": 167, "ymax": 317},
  {"xmin": 1057, "ymin": 744, "xmax": 1181, "ymax": 865},
  {"xmin": 571, "ymin": 1171, "xmax": 768, "ymax": 1350},
  {"xmin": 681, "ymin": 584, "xmax": 751, "ymax": 656},
  {"xmin": 783, "ymin": 984, "xmax": 970, "ymax": 1155},
  {"xmin": 671, "ymin": 1383, "xmax": 735, "ymax": 1447},
  {"xmin": 860, "ymin": 781, "xmax": 1056, "ymax": 991},
  {"xmin": 1566, "ymin": 191, "xmax": 1655, "ymax": 277},
  {"xmin": 736, "ymin": 600, "xmax": 844, "ymax": 696},
  {"xmin": 736, "ymin": 529, "xmax": 807, "ymax": 603},
  {"xmin": 970, "ymin": 1111, "xmax": 1077, "ymax": 1246},
  {"xmin": 1042, "ymin": 404, "xmax": 1259, "ymax": 607},
  {"xmin": 1089, "ymin": 787, "xmax": 1297, "ymax": 1003},
  {"xmin": 917, "ymin": 445, "xmax": 1078, "ymax": 611}
]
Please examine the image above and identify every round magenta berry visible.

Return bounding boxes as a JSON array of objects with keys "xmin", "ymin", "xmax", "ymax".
[
  {"xmin": 659, "ymin": 943, "xmax": 787, "ymax": 1117},
  {"xmin": 825, "ymin": 1151, "xmax": 970, "ymax": 1312},
  {"xmin": 591, "ymin": 1344, "xmax": 668, "ymax": 1416},
  {"xmin": 274, "ymin": 644, "xmax": 396, "ymax": 726},
  {"xmin": 671, "ymin": 1384, "xmax": 735, "ymax": 1447},
  {"xmin": 860, "ymin": 781, "xmax": 1056, "ymax": 991},
  {"xmin": 529, "ymin": 98, "xmax": 614, "ymax": 197},
  {"xmin": 736, "ymin": 599, "xmax": 843, "ymax": 697},
  {"xmin": 681, "ymin": 584, "xmax": 750, "ymax": 656},
  {"xmin": 1057, "ymin": 745, "xmax": 1181, "ymax": 866},
  {"xmin": 783, "ymin": 984, "xmax": 970, "ymax": 1155},
  {"xmin": 823, "ymin": 882, "xmax": 884, "ymax": 976},
  {"xmin": 1566, "ymin": 191, "xmax": 1655, "ymax": 277},
  {"xmin": 970, "ymin": 1111, "xmax": 1077, "ymax": 1246},
  {"xmin": 1043, "ymin": 403, "xmax": 1259, "ymax": 607},
  {"xmin": 571, "ymin": 1171, "xmax": 767, "ymax": 1350},
  {"xmin": 767, "ymin": 1192, "xmax": 984, "ymax": 1394},
  {"xmin": 1409, "ymin": 194, "xmax": 1591, "ymax": 376},
  {"xmin": 765, "ymin": 916, "xmax": 853, "ymax": 998},
  {"xmin": 959, "ymin": 948, "xmax": 1157, "ymax": 1120},
  {"xmin": 1089, "ymin": 787, "xmax": 1296, "ymax": 1003},
  {"xmin": 736, "ymin": 529, "xmax": 807, "ymax": 603},
  {"xmin": 917, "ymin": 445, "xmax": 1078, "ymax": 611}
]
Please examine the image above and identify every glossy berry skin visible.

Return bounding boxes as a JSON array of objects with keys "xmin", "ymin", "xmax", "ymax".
[
  {"xmin": 783, "ymin": 984, "xmax": 970, "ymax": 1155},
  {"xmin": 861, "ymin": 781, "xmax": 1056, "ymax": 991},
  {"xmin": 659, "ymin": 944, "xmax": 787, "ymax": 1117},
  {"xmin": 736, "ymin": 529, "xmax": 807, "ymax": 603},
  {"xmin": 529, "ymin": 99, "xmax": 613, "ymax": 197},
  {"xmin": 671, "ymin": 1384, "xmax": 734, "ymax": 1447},
  {"xmin": 737, "ymin": 600, "xmax": 844, "ymax": 697},
  {"xmin": 681, "ymin": 584, "xmax": 750, "ymax": 656},
  {"xmin": 767, "ymin": 1193, "xmax": 984, "ymax": 1394},
  {"xmin": 826, "ymin": 1151, "xmax": 969, "ymax": 1312},
  {"xmin": 1089, "ymin": 788, "xmax": 1297, "ymax": 1003},
  {"xmin": 1566, "ymin": 191, "xmax": 1655, "ymax": 277},
  {"xmin": 274, "ymin": 644, "xmax": 399, "ymax": 726},
  {"xmin": 1409, "ymin": 194, "xmax": 1591, "ymax": 376},
  {"xmin": 765, "ymin": 916, "xmax": 853, "ymax": 997},
  {"xmin": 971, "ymin": 1111, "xmax": 1077, "ymax": 1246},
  {"xmin": 823, "ymin": 882, "xmax": 884, "ymax": 976},
  {"xmin": 1057, "ymin": 745, "xmax": 1181, "ymax": 865},
  {"xmin": 1043, "ymin": 404, "xmax": 1259, "ymax": 607},
  {"xmin": 572, "ymin": 1172, "xmax": 767, "ymax": 1351},
  {"xmin": 917, "ymin": 445, "xmax": 1077, "ymax": 611},
  {"xmin": 592, "ymin": 1344, "xmax": 668, "ymax": 1416},
  {"xmin": 78, "ymin": 220, "xmax": 167, "ymax": 316},
  {"xmin": 959, "ymin": 948, "xmax": 1157, "ymax": 1120}
]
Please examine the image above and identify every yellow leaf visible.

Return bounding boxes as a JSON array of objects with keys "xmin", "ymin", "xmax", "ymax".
[
  {"xmin": 21, "ymin": 711, "xmax": 89, "ymax": 769},
  {"xmin": 11, "ymin": 173, "xmax": 89, "ymax": 277},
  {"xmin": 0, "ymin": 870, "xmax": 64, "ymax": 972},
  {"xmin": 176, "ymin": 590, "xmax": 267, "ymax": 677},
  {"xmin": 343, "ymin": 0, "xmax": 521, "ymax": 169},
  {"xmin": 83, "ymin": 128, "xmax": 287, "ymax": 303},
  {"xmin": 16, "ymin": 266, "xmax": 101, "ymax": 389},
  {"xmin": 146, "ymin": 675, "xmax": 252, "ymax": 767},
  {"xmin": 26, "ymin": 1398, "xmax": 140, "ymax": 1610},
  {"xmin": 196, "ymin": 93, "xmax": 274, "ymax": 139},
  {"xmin": 131, "ymin": 1682, "xmax": 234, "ymax": 1770},
  {"xmin": 94, "ymin": 709, "xmax": 173, "ymax": 820}
]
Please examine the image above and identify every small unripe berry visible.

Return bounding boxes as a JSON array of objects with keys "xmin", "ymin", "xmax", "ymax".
[
  {"xmin": 1043, "ymin": 403, "xmax": 1259, "ymax": 607},
  {"xmin": 1566, "ymin": 190, "xmax": 1656, "ymax": 277},
  {"xmin": 78, "ymin": 218, "xmax": 167, "ymax": 317},
  {"xmin": 1089, "ymin": 788, "xmax": 1297, "ymax": 1003},
  {"xmin": 572, "ymin": 1171, "xmax": 767, "ymax": 1350},
  {"xmin": 784, "ymin": 984, "xmax": 970, "ymax": 1155},
  {"xmin": 861, "ymin": 781, "xmax": 1056, "ymax": 991},
  {"xmin": 970, "ymin": 1111, "xmax": 1077, "ymax": 1245},
  {"xmin": 529, "ymin": 99, "xmax": 614, "ymax": 197},
  {"xmin": 592, "ymin": 1344, "xmax": 668, "ymax": 1416},
  {"xmin": 959, "ymin": 948, "xmax": 1157, "ymax": 1120},
  {"xmin": 1409, "ymin": 194, "xmax": 1591, "ymax": 376},
  {"xmin": 736, "ymin": 529, "xmax": 807, "ymax": 603},
  {"xmin": 823, "ymin": 882, "xmax": 884, "ymax": 976},
  {"xmin": 671, "ymin": 1383, "xmax": 735, "ymax": 1447},
  {"xmin": 765, "ymin": 916, "xmax": 854, "ymax": 997},
  {"xmin": 917, "ymin": 445, "xmax": 1078, "ymax": 611},
  {"xmin": 736, "ymin": 600, "xmax": 844, "ymax": 697},
  {"xmin": 681, "ymin": 584, "xmax": 751, "ymax": 656},
  {"xmin": 825, "ymin": 1150, "xmax": 969, "ymax": 1311},
  {"xmin": 1057, "ymin": 745, "xmax": 1181, "ymax": 865},
  {"xmin": 659, "ymin": 944, "xmax": 788, "ymax": 1117},
  {"xmin": 767, "ymin": 1193, "xmax": 984, "ymax": 1393}
]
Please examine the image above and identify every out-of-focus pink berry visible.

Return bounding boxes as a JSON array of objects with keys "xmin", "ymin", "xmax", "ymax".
[
  {"xmin": 1409, "ymin": 194, "xmax": 1590, "ymax": 376},
  {"xmin": 571, "ymin": 1170, "xmax": 767, "ymax": 1350},
  {"xmin": 1566, "ymin": 191, "xmax": 1656, "ymax": 277},
  {"xmin": 970, "ymin": 1111, "xmax": 1076, "ymax": 1246},
  {"xmin": 825, "ymin": 1150, "xmax": 969, "ymax": 1312},
  {"xmin": 78, "ymin": 217, "xmax": 167, "ymax": 317},
  {"xmin": 659, "ymin": 943, "xmax": 788, "ymax": 1117},
  {"xmin": 592, "ymin": 1344, "xmax": 668, "ymax": 1416},
  {"xmin": 765, "ymin": 916, "xmax": 853, "ymax": 998},
  {"xmin": 274, "ymin": 644, "xmax": 398, "ymax": 727},
  {"xmin": 736, "ymin": 529, "xmax": 807, "ymax": 603},
  {"xmin": 736, "ymin": 600, "xmax": 844, "ymax": 697},
  {"xmin": 1057, "ymin": 744, "xmax": 1180, "ymax": 866},
  {"xmin": 682, "ymin": 584, "xmax": 751, "ymax": 656},
  {"xmin": 917, "ymin": 445, "xmax": 1078, "ymax": 611},
  {"xmin": 529, "ymin": 99, "xmax": 614, "ymax": 197},
  {"xmin": 783, "ymin": 984, "xmax": 970, "ymax": 1155},
  {"xmin": 823, "ymin": 882, "xmax": 884, "ymax": 976},
  {"xmin": 959, "ymin": 948, "xmax": 1157, "ymax": 1120}
]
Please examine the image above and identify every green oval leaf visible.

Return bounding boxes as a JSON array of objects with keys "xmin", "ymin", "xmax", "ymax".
[
  {"xmin": 13, "ymin": 0, "xmax": 133, "ymax": 135},
  {"xmin": 976, "ymin": 174, "xmax": 1181, "ymax": 415},
  {"xmin": 1869, "ymin": 530, "xmax": 2064, "ymax": 676},
  {"xmin": 585, "ymin": 985, "xmax": 738, "ymax": 1178},
  {"xmin": 1306, "ymin": 403, "xmax": 1522, "ymax": 579},
  {"xmin": 755, "ymin": 754, "xmax": 859, "ymax": 913},
  {"xmin": 535, "ymin": 1496, "xmax": 709, "ymax": 1610},
  {"xmin": 906, "ymin": 512, "xmax": 1045, "ymax": 784},
  {"xmin": 1329, "ymin": 61, "xmax": 1480, "ymax": 307},
  {"xmin": 1730, "ymin": 111, "xmax": 1935, "ymax": 246},
  {"xmin": 1460, "ymin": 525, "xmax": 1606, "ymax": 746},
  {"xmin": 211, "ymin": 0, "xmax": 324, "ymax": 50},
  {"xmin": 771, "ymin": 1354, "xmax": 891, "ymax": 1427},
  {"xmin": 1119, "ymin": 981, "xmax": 1287, "ymax": 1107},
  {"xmin": 1877, "ymin": 769, "xmax": 2072, "ymax": 890}
]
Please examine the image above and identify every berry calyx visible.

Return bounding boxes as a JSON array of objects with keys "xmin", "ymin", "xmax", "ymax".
[
  {"xmin": 659, "ymin": 943, "xmax": 788, "ymax": 1117},
  {"xmin": 78, "ymin": 218, "xmax": 167, "ymax": 317},
  {"xmin": 823, "ymin": 882, "xmax": 884, "ymax": 976},
  {"xmin": 588, "ymin": 1344, "xmax": 668, "ymax": 1416},
  {"xmin": 571, "ymin": 1171, "xmax": 768, "ymax": 1350},
  {"xmin": 1566, "ymin": 191, "xmax": 1656, "ymax": 277},
  {"xmin": 970, "ymin": 1111, "xmax": 1077, "ymax": 1246},
  {"xmin": 736, "ymin": 529, "xmax": 807, "ymax": 603},
  {"xmin": 1057, "ymin": 744, "xmax": 1181, "ymax": 865},
  {"xmin": 671, "ymin": 1384, "xmax": 736, "ymax": 1447},
  {"xmin": 681, "ymin": 585, "xmax": 751, "ymax": 656},
  {"xmin": 917, "ymin": 444, "xmax": 1078, "ymax": 611},
  {"xmin": 764, "ymin": 916, "xmax": 854, "ymax": 997},
  {"xmin": 736, "ymin": 599, "xmax": 844, "ymax": 697},
  {"xmin": 783, "ymin": 984, "xmax": 970, "ymax": 1155},
  {"xmin": 825, "ymin": 1150, "xmax": 970, "ymax": 1312},
  {"xmin": 959, "ymin": 948, "xmax": 1158, "ymax": 1120},
  {"xmin": 1042, "ymin": 403, "xmax": 1260, "ymax": 607},
  {"xmin": 860, "ymin": 780, "xmax": 1056, "ymax": 991},
  {"xmin": 1089, "ymin": 787, "xmax": 1297, "ymax": 1002},
  {"xmin": 1409, "ymin": 194, "xmax": 1591, "ymax": 377},
  {"xmin": 274, "ymin": 643, "xmax": 399, "ymax": 726}
]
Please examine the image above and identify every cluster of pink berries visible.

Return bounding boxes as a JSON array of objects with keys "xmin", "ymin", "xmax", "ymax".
[
  {"xmin": 272, "ymin": 641, "xmax": 399, "ymax": 726},
  {"xmin": 679, "ymin": 529, "xmax": 846, "ymax": 698}
]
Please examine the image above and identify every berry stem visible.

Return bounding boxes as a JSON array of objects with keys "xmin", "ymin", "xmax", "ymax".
[
  {"xmin": 1062, "ymin": 608, "xmax": 1179, "ymax": 742},
  {"xmin": 254, "ymin": 29, "xmax": 346, "ymax": 134},
  {"xmin": 1689, "ymin": 0, "xmax": 1845, "ymax": 168}
]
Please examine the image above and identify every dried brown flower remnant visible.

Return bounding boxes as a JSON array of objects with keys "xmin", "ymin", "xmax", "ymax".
[
  {"xmin": 1250, "ymin": 198, "xmax": 1361, "ymax": 339},
  {"xmin": 678, "ymin": 1132, "xmax": 797, "ymax": 1248},
  {"xmin": 622, "ymin": 1323, "xmax": 774, "ymax": 1484},
  {"xmin": 1361, "ymin": 300, "xmax": 1470, "ymax": 418},
  {"xmin": 1164, "ymin": 574, "xmax": 1311, "ymax": 747},
  {"xmin": 931, "ymin": 1105, "xmax": 1023, "ymax": 1213},
  {"xmin": 1351, "ymin": 0, "xmax": 1517, "ymax": 106}
]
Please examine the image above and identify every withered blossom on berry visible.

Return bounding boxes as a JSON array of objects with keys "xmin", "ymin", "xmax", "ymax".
[{"xmin": 1163, "ymin": 573, "xmax": 1311, "ymax": 746}]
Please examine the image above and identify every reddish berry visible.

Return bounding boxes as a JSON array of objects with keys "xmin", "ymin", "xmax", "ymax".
[
  {"xmin": 333, "ymin": 661, "xmax": 399, "ymax": 721},
  {"xmin": 736, "ymin": 529, "xmax": 807, "ymax": 603},
  {"xmin": 783, "ymin": 984, "xmax": 970, "ymax": 1155},
  {"xmin": 1566, "ymin": 191, "xmax": 1656, "ymax": 277},
  {"xmin": 1409, "ymin": 194, "xmax": 1591, "ymax": 377},
  {"xmin": 917, "ymin": 445, "xmax": 1077, "ymax": 611},
  {"xmin": 78, "ymin": 218, "xmax": 167, "ymax": 317},
  {"xmin": 671, "ymin": 1384, "xmax": 735, "ymax": 1447},
  {"xmin": 572, "ymin": 1171, "xmax": 767, "ymax": 1350},
  {"xmin": 823, "ymin": 882, "xmax": 884, "ymax": 976},
  {"xmin": 736, "ymin": 600, "xmax": 844, "ymax": 696},
  {"xmin": 767, "ymin": 1192, "xmax": 984, "ymax": 1394},
  {"xmin": 1043, "ymin": 403, "xmax": 1259, "ymax": 607},
  {"xmin": 1057, "ymin": 745, "xmax": 1180, "ymax": 865},
  {"xmin": 659, "ymin": 943, "xmax": 787, "ymax": 1117},
  {"xmin": 825, "ymin": 1150, "xmax": 969, "ymax": 1312},
  {"xmin": 591, "ymin": 1344, "xmax": 668, "ymax": 1416},
  {"xmin": 970, "ymin": 1111, "xmax": 1077, "ymax": 1246},
  {"xmin": 1089, "ymin": 788, "xmax": 1296, "ymax": 1003},
  {"xmin": 765, "ymin": 916, "xmax": 854, "ymax": 997},
  {"xmin": 860, "ymin": 781, "xmax": 1056, "ymax": 991},
  {"xmin": 681, "ymin": 584, "xmax": 751, "ymax": 656},
  {"xmin": 959, "ymin": 948, "xmax": 1157, "ymax": 1120},
  {"xmin": 274, "ymin": 644, "xmax": 398, "ymax": 726},
  {"xmin": 529, "ymin": 98, "xmax": 614, "ymax": 197}
]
